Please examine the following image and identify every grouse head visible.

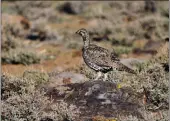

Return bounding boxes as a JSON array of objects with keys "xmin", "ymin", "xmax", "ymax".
[{"xmin": 76, "ymin": 28, "xmax": 88, "ymax": 38}]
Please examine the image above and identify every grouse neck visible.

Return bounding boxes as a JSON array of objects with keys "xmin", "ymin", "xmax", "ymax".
[{"xmin": 83, "ymin": 35, "xmax": 90, "ymax": 47}]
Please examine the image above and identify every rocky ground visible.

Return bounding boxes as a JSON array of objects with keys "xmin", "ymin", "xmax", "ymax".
[{"xmin": 1, "ymin": 1, "xmax": 169, "ymax": 121}]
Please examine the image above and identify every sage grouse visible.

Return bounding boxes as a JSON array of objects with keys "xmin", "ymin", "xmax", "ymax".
[{"xmin": 76, "ymin": 28, "xmax": 136, "ymax": 81}]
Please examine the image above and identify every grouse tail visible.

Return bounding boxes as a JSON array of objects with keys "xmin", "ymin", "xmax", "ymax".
[{"xmin": 117, "ymin": 62, "xmax": 137, "ymax": 74}]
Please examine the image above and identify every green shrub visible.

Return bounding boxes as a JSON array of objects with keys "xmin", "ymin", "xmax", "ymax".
[
  {"xmin": 23, "ymin": 70, "xmax": 50, "ymax": 86},
  {"xmin": 113, "ymin": 46, "xmax": 133, "ymax": 56},
  {"xmin": 2, "ymin": 49, "xmax": 41, "ymax": 65},
  {"xmin": 2, "ymin": 23, "xmax": 21, "ymax": 52},
  {"xmin": 124, "ymin": 63, "xmax": 168, "ymax": 111}
]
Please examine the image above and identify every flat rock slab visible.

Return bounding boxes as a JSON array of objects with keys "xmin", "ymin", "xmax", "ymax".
[
  {"xmin": 49, "ymin": 72, "xmax": 86, "ymax": 85},
  {"xmin": 43, "ymin": 72, "xmax": 87, "ymax": 99},
  {"xmin": 44, "ymin": 80, "xmax": 146, "ymax": 120}
]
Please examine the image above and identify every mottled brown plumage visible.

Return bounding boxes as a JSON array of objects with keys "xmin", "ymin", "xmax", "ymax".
[{"xmin": 76, "ymin": 28, "xmax": 136, "ymax": 80}]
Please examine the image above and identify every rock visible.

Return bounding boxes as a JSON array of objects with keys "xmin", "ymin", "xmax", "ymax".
[
  {"xmin": 42, "ymin": 72, "xmax": 87, "ymax": 100},
  {"xmin": 49, "ymin": 72, "xmax": 86, "ymax": 85},
  {"xmin": 45, "ymin": 80, "xmax": 145, "ymax": 120}
]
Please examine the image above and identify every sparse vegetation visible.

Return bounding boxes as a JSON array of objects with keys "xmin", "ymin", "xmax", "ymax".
[
  {"xmin": 2, "ymin": 23, "xmax": 21, "ymax": 51},
  {"xmin": 27, "ymin": 22, "xmax": 59, "ymax": 41},
  {"xmin": 1, "ymin": 74, "xmax": 79, "ymax": 121},
  {"xmin": 2, "ymin": 19, "xmax": 42, "ymax": 65},
  {"xmin": 113, "ymin": 46, "xmax": 133, "ymax": 56},
  {"xmin": 2, "ymin": 48, "xmax": 41, "ymax": 65},
  {"xmin": 2, "ymin": 1, "xmax": 168, "ymax": 121},
  {"xmin": 23, "ymin": 70, "xmax": 50, "ymax": 86}
]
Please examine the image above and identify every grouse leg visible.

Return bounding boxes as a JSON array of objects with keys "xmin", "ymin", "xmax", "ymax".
[
  {"xmin": 103, "ymin": 73, "xmax": 108, "ymax": 81},
  {"xmin": 95, "ymin": 72, "xmax": 102, "ymax": 80}
]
